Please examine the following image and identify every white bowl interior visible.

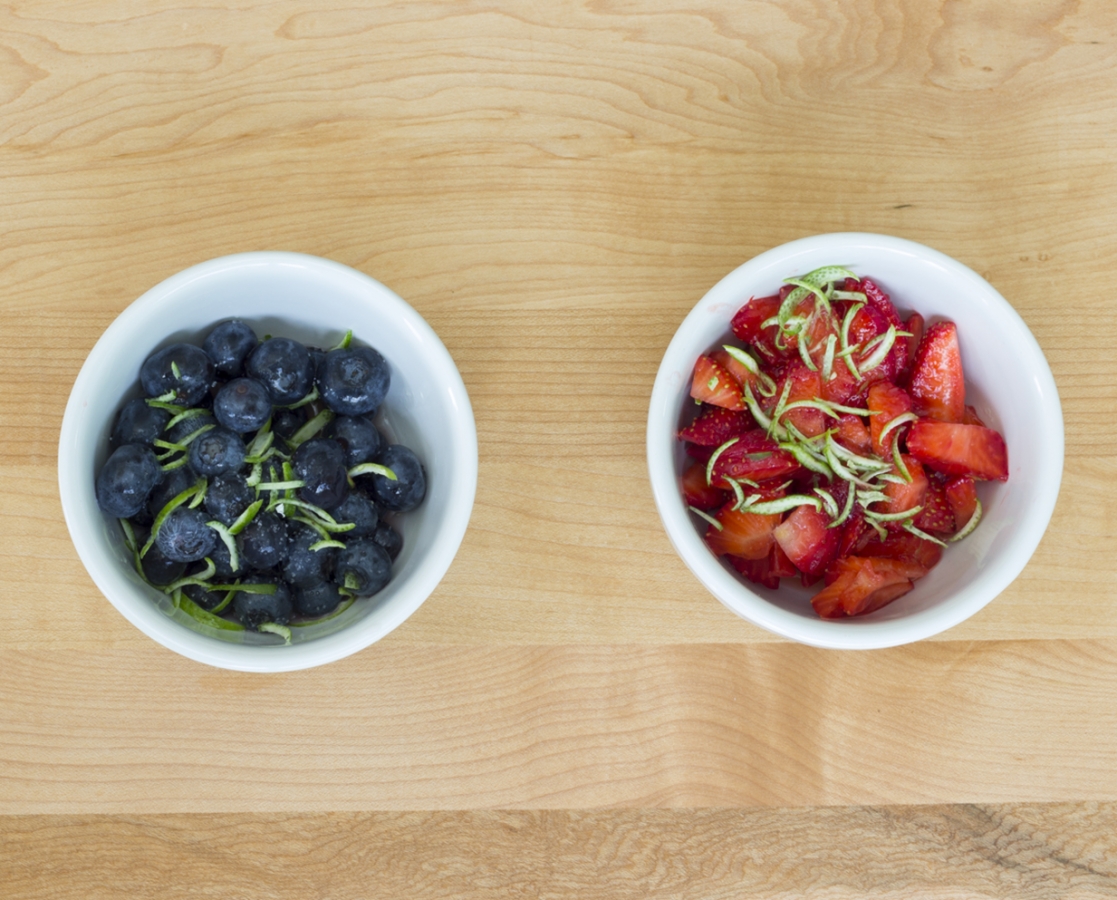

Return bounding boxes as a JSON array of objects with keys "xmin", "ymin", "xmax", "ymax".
[
  {"xmin": 647, "ymin": 233, "xmax": 1063, "ymax": 649},
  {"xmin": 59, "ymin": 253, "xmax": 477, "ymax": 671}
]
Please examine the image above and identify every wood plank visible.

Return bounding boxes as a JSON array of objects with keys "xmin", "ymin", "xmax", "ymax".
[
  {"xmin": 4, "ymin": 805, "xmax": 1117, "ymax": 899},
  {"xmin": 1, "ymin": 640, "xmax": 1115, "ymax": 814}
]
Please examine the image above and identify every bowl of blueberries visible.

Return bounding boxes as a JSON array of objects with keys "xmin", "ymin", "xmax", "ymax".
[{"xmin": 59, "ymin": 252, "xmax": 478, "ymax": 671}]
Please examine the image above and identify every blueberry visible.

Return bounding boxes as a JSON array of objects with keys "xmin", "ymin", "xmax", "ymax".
[
  {"xmin": 292, "ymin": 438, "xmax": 349, "ymax": 511},
  {"xmin": 166, "ymin": 413, "xmax": 216, "ymax": 445},
  {"xmin": 272, "ymin": 408, "xmax": 305, "ymax": 440},
  {"xmin": 140, "ymin": 343, "xmax": 214, "ymax": 407},
  {"xmin": 245, "ymin": 338, "xmax": 313, "ymax": 405},
  {"xmin": 111, "ymin": 398, "xmax": 170, "ymax": 447},
  {"xmin": 204, "ymin": 472, "xmax": 255, "ymax": 527},
  {"xmin": 208, "ymin": 536, "xmax": 244, "ymax": 580},
  {"xmin": 237, "ymin": 511, "xmax": 289, "ymax": 570},
  {"xmin": 283, "ymin": 521, "xmax": 336, "ymax": 586},
  {"xmin": 316, "ymin": 347, "xmax": 390, "ymax": 416},
  {"xmin": 213, "ymin": 378, "xmax": 272, "ymax": 434},
  {"xmin": 332, "ymin": 491, "xmax": 379, "ymax": 538},
  {"xmin": 371, "ymin": 521, "xmax": 403, "ymax": 561},
  {"xmin": 334, "ymin": 538, "xmax": 392, "ymax": 596},
  {"xmin": 203, "ymin": 320, "xmax": 258, "ymax": 377},
  {"xmin": 233, "ymin": 580, "xmax": 293, "ymax": 631},
  {"xmin": 188, "ymin": 427, "xmax": 245, "ymax": 476},
  {"xmin": 155, "ymin": 507, "xmax": 218, "ymax": 563},
  {"xmin": 365, "ymin": 444, "xmax": 425, "ymax": 512},
  {"xmin": 294, "ymin": 580, "xmax": 342, "ymax": 618},
  {"xmin": 96, "ymin": 444, "xmax": 163, "ymax": 518},
  {"xmin": 325, "ymin": 415, "xmax": 381, "ymax": 467},
  {"xmin": 183, "ymin": 582, "xmax": 229, "ymax": 612},
  {"xmin": 147, "ymin": 466, "xmax": 195, "ymax": 519},
  {"xmin": 140, "ymin": 542, "xmax": 186, "ymax": 586}
]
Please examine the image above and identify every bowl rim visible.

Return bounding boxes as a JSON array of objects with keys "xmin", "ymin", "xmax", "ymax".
[
  {"xmin": 646, "ymin": 232, "xmax": 1064, "ymax": 649},
  {"xmin": 59, "ymin": 251, "xmax": 478, "ymax": 671}
]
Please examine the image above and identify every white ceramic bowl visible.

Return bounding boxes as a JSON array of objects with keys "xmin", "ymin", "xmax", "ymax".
[
  {"xmin": 647, "ymin": 233, "xmax": 1063, "ymax": 649},
  {"xmin": 60, "ymin": 252, "xmax": 478, "ymax": 671}
]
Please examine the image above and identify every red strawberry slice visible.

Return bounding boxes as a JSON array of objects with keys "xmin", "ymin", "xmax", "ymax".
[
  {"xmin": 858, "ymin": 278, "xmax": 904, "ymax": 329},
  {"xmin": 838, "ymin": 508, "xmax": 873, "ymax": 558},
  {"xmin": 708, "ymin": 429, "xmax": 802, "ymax": 486},
  {"xmin": 774, "ymin": 503, "xmax": 841, "ymax": 579},
  {"xmin": 944, "ymin": 475, "xmax": 979, "ymax": 529},
  {"xmin": 881, "ymin": 454, "xmax": 928, "ymax": 522},
  {"xmin": 729, "ymin": 554, "xmax": 779, "ymax": 590},
  {"xmin": 682, "ymin": 461, "xmax": 728, "ymax": 510},
  {"xmin": 677, "ymin": 405, "xmax": 754, "ymax": 446},
  {"xmin": 770, "ymin": 541, "xmax": 798, "ymax": 578},
  {"xmin": 963, "ymin": 405, "xmax": 986, "ymax": 427},
  {"xmin": 907, "ymin": 420, "xmax": 1009, "ymax": 481},
  {"xmin": 709, "ymin": 347, "xmax": 761, "ymax": 395},
  {"xmin": 811, "ymin": 556, "xmax": 927, "ymax": 619},
  {"xmin": 705, "ymin": 504, "xmax": 780, "ymax": 559},
  {"xmin": 909, "ymin": 322, "xmax": 965, "ymax": 423},
  {"xmin": 914, "ymin": 476, "xmax": 954, "ymax": 533},
  {"xmin": 834, "ymin": 414, "xmax": 873, "ymax": 455},
  {"xmin": 858, "ymin": 533, "xmax": 943, "ymax": 570},
  {"xmin": 900, "ymin": 312, "xmax": 924, "ymax": 382},
  {"xmin": 867, "ymin": 381, "xmax": 914, "ymax": 457},
  {"xmin": 685, "ymin": 442, "xmax": 714, "ymax": 463},
  {"xmin": 773, "ymin": 362, "xmax": 827, "ymax": 437},
  {"xmin": 730, "ymin": 295, "xmax": 783, "ymax": 363},
  {"xmin": 819, "ymin": 354, "xmax": 859, "ymax": 405},
  {"xmin": 690, "ymin": 356, "xmax": 745, "ymax": 411}
]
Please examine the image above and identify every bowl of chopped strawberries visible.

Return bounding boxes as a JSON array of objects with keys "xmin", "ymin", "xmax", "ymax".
[{"xmin": 647, "ymin": 233, "xmax": 1063, "ymax": 649}]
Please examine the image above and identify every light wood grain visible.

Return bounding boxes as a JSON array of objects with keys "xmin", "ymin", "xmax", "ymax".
[
  {"xmin": 2, "ymin": 1, "xmax": 1117, "ymax": 892},
  {"xmin": 5, "ymin": 805, "xmax": 1117, "ymax": 899}
]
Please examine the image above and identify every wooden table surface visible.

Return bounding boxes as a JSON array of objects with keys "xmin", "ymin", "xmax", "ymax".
[{"xmin": 3, "ymin": 1, "xmax": 1116, "ymax": 896}]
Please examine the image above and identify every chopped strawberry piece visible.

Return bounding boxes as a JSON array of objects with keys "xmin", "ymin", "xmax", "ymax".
[
  {"xmin": 881, "ymin": 454, "xmax": 928, "ymax": 522},
  {"xmin": 773, "ymin": 362, "xmax": 827, "ymax": 437},
  {"xmin": 909, "ymin": 322, "xmax": 965, "ymax": 423},
  {"xmin": 901, "ymin": 312, "xmax": 924, "ymax": 381},
  {"xmin": 709, "ymin": 348, "xmax": 761, "ymax": 395},
  {"xmin": 677, "ymin": 405, "xmax": 754, "ymax": 447},
  {"xmin": 685, "ymin": 442, "xmax": 714, "ymax": 463},
  {"xmin": 914, "ymin": 477, "xmax": 954, "ymax": 533},
  {"xmin": 867, "ymin": 382, "xmax": 913, "ymax": 457},
  {"xmin": 963, "ymin": 405, "xmax": 986, "ymax": 427},
  {"xmin": 834, "ymin": 414, "xmax": 872, "ymax": 455},
  {"xmin": 730, "ymin": 295, "xmax": 783, "ymax": 364},
  {"xmin": 819, "ymin": 356, "xmax": 860, "ymax": 405},
  {"xmin": 838, "ymin": 508, "xmax": 873, "ymax": 558},
  {"xmin": 944, "ymin": 475, "xmax": 979, "ymax": 529},
  {"xmin": 708, "ymin": 429, "xmax": 802, "ymax": 485},
  {"xmin": 690, "ymin": 356, "xmax": 745, "ymax": 411},
  {"xmin": 770, "ymin": 541, "xmax": 798, "ymax": 578},
  {"xmin": 843, "ymin": 302, "xmax": 889, "ymax": 347},
  {"xmin": 705, "ymin": 504, "xmax": 780, "ymax": 560},
  {"xmin": 907, "ymin": 420, "xmax": 1009, "ymax": 481},
  {"xmin": 859, "ymin": 533, "xmax": 943, "ymax": 570},
  {"xmin": 811, "ymin": 556, "xmax": 927, "ymax": 619},
  {"xmin": 681, "ymin": 461, "xmax": 728, "ymax": 510},
  {"xmin": 729, "ymin": 554, "xmax": 779, "ymax": 590},
  {"xmin": 858, "ymin": 278, "xmax": 904, "ymax": 329},
  {"xmin": 774, "ymin": 503, "xmax": 841, "ymax": 579}
]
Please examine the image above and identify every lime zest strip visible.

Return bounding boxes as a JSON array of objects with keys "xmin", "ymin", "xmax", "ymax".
[
  {"xmin": 141, "ymin": 478, "xmax": 208, "ymax": 558},
  {"xmin": 258, "ymin": 622, "xmax": 292, "ymax": 644},
  {"xmin": 179, "ymin": 595, "xmax": 245, "ymax": 631},
  {"xmin": 949, "ymin": 499, "xmax": 983, "ymax": 542},
  {"xmin": 705, "ymin": 437, "xmax": 739, "ymax": 487},
  {"xmin": 877, "ymin": 412, "xmax": 919, "ymax": 449},
  {"xmin": 287, "ymin": 409, "xmax": 334, "ymax": 448},
  {"xmin": 227, "ymin": 499, "xmax": 263, "ymax": 536},
  {"xmin": 348, "ymin": 463, "xmax": 397, "ymax": 481},
  {"xmin": 738, "ymin": 494, "xmax": 821, "ymax": 516},
  {"xmin": 206, "ymin": 520, "xmax": 240, "ymax": 572},
  {"xmin": 688, "ymin": 506, "xmax": 722, "ymax": 531}
]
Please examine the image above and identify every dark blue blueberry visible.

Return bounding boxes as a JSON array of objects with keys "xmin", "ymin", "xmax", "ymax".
[
  {"xmin": 140, "ymin": 542, "xmax": 186, "ymax": 586},
  {"xmin": 294, "ymin": 580, "xmax": 342, "ymax": 618},
  {"xmin": 371, "ymin": 521, "xmax": 403, "ymax": 561},
  {"xmin": 204, "ymin": 472, "xmax": 255, "ymax": 527},
  {"xmin": 365, "ymin": 444, "xmax": 425, "ymax": 512},
  {"xmin": 140, "ymin": 343, "xmax": 214, "ymax": 407},
  {"xmin": 308, "ymin": 346, "xmax": 327, "ymax": 376},
  {"xmin": 96, "ymin": 444, "xmax": 163, "ymax": 518},
  {"xmin": 237, "ymin": 511, "xmax": 289, "ymax": 570},
  {"xmin": 188, "ymin": 427, "xmax": 245, "ymax": 476},
  {"xmin": 155, "ymin": 506, "xmax": 218, "ymax": 563},
  {"xmin": 272, "ymin": 408, "xmax": 305, "ymax": 440},
  {"xmin": 245, "ymin": 338, "xmax": 314, "ymax": 405},
  {"xmin": 147, "ymin": 466, "xmax": 195, "ymax": 519},
  {"xmin": 334, "ymin": 538, "xmax": 392, "ymax": 597},
  {"xmin": 203, "ymin": 320, "xmax": 258, "ymax": 377},
  {"xmin": 213, "ymin": 378, "xmax": 272, "ymax": 434},
  {"xmin": 332, "ymin": 491, "xmax": 378, "ymax": 538},
  {"xmin": 292, "ymin": 438, "xmax": 349, "ymax": 512},
  {"xmin": 316, "ymin": 346, "xmax": 390, "ymax": 416},
  {"xmin": 207, "ymin": 536, "xmax": 245, "ymax": 580},
  {"xmin": 234, "ymin": 580, "xmax": 293, "ymax": 630},
  {"xmin": 183, "ymin": 582, "xmax": 230, "ymax": 612},
  {"xmin": 111, "ymin": 398, "xmax": 170, "ymax": 447},
  {"xmin": 325, "ymin": 415, "xmax": 381, "ymax": 467},
  {"xmin": 166, "ymin": 413, "xmax": 216, "ymax": 445},
  {"xmin": 282, "ymin": 521, "xmax": 336, "ymax": 586}
]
